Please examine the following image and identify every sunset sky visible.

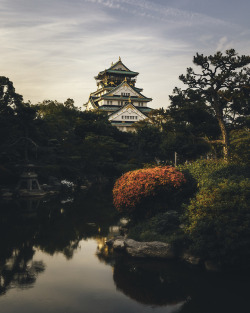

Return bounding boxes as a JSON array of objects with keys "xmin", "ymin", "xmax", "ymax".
[{"xmin": 1, "ymin": 0, "xmax": 249, "ymax": 109}]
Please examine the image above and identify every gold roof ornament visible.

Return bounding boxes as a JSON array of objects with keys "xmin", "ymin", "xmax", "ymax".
[
  {"xmin": 119, "ymin": 56, "xmax": 121, "ymax": 61},
  {"xmin": 128, "ymin": 96, "xmax": 131, "ymax": 103}
]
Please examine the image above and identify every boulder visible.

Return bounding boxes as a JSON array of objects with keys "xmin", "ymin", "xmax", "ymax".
[
  {"xmin": 106, "ymin": 236, "xmax": 126, "ymax": 248},
  {"xmin": 113, "ymin": 239, "xmax": 125, "ymax": 250},
  {"xmin": 181, "ymin": 252, "xmax": 201, "ymax": 265},
  {"xmin": 124, "ymin": 239, "xmax": 175, "ymax": 259},
  {"xmin": 105, "ymin": 238, "xmax": 115, "ymax": 246}
]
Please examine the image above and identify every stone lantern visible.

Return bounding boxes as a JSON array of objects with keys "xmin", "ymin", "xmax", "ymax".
[{"xmin": 16, "ymin": 164, "xmax": 46, "ymax": 197}]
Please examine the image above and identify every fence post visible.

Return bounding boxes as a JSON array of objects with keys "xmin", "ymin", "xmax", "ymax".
[{"xmin": 174, "ymin": 152, "xmax": 177, "ymax": 167}]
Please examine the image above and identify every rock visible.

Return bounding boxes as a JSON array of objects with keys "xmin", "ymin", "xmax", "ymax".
[
  {"xmin": 119, "ymin": 218, "xmax": 130, "ymax": 226},
  {"xmin": 113, "ymin": 239, "xmax": 125, "ymax": 250},
  {"xmin": 105, "ymin": 238, "xmax": 114, "ymax": 246},
  {"xmin": 124, "ymin": 239, "xmax": 175, "ymax": 259},
  {"xmin": 106, "ymin": 236, "xmax": 125, "ymax": 247},
  {"xmin": 181, "ymin": 252, "xmax": 201, "ymax": 265}
]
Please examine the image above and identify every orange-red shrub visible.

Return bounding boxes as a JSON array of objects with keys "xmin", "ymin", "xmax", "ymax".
[{"xmin": 113, "ymin": 166, "xmax": 186, "ymax": 214}]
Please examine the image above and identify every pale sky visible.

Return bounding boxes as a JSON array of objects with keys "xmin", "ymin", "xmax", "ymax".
[{"xmin": 1, "ymin": 0, "xmax": 250, "ymax": 109}]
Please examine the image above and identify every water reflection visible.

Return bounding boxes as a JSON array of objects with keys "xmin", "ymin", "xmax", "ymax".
[
  {"xmin": 0, "ymin": 244, "xmax": 45, "ymax": 296},
  {"xmin": 113, "ymin": 259, "xmax": 187, "ymax": 306},
  {"xmin": 96, "ymin": 249, "xmax": 188, "ymax": 308},
  {"xmin": 0, "ymin": 187, "xmax": 250, "ymax": 313},
  {"xmin": 97, "ymin": 246, "xmax": 250, "ymax": 313},
  {"xmin": 0, "ymin": 187, "xmax": 117, "ymax": 295}
]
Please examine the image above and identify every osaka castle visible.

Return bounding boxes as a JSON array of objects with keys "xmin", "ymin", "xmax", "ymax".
[{"xmin": 84, "ymin": 57, "xmax": 153, "ymax": 132}]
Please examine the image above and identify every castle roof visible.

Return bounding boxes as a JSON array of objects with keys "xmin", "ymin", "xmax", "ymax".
[
  {"xmin": 99, "ymin": 80, "xmax": 152, "ymax": 101},
  {"xmin": 95, "ymin": 58, "xmax": 139, "ymax": 79},
  {"xmin": 98, "ymin": 104, "xmax": 152, "ymax": 114}
]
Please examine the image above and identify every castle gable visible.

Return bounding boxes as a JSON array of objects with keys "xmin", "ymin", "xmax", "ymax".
[
  {"xmin": 108, "ymin": 103, "xmax": 147, "ymax": 122},
  {"xmin": 104, "ymin": 82, "xmax": 142, "ymax": 98},
  {"xmin": 111, "ymin": 63, "xmax": 128, "ymax": 71},
  {"xmin": 109, "ymin": 58, "xmax": 131, "ymax": 72}
]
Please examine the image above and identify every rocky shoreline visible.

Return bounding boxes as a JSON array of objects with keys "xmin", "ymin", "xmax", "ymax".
[{"xmin": 106, "ymin": 236, "xmax": 221, "ymax": 272}]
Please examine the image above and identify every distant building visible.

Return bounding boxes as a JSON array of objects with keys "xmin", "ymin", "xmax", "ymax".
[{"xmin": 84, "ymin": 57, "xmax": 153, "ymax": 132}]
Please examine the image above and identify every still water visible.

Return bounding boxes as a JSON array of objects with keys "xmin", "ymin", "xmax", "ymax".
[{"xmin": 0, "ymin": 187, "xmax": 249, "ymax": 313}]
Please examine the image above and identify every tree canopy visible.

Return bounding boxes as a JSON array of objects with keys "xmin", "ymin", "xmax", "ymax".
[{"xmin": 170, "ymin": 49, "xmax": 250, "ymax": 160}]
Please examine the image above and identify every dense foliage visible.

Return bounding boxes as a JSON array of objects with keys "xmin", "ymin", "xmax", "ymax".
[
  {"xmin": 170, "ymin": 49, "xmax": 250, "ymax": 160},
  {"xmin": 179, "ymin": 159, "xmax": 250, "ymax": 187},
  {"xmin": 113, "ymin": 166, "xmax": 186, "ymax": 215},
  {"xmin": 0, "ymin": 88, "xmax": 137, "ymax": 184},
  {"xmin": 181, "ymin": 160, "xmax": 250, "ymax": 267},
  {"xmin": 185, "ymin": 178, "xmax": 250, "ymax": 266},
  {"xmin": 230, "ymin": 128, "xmax": 250, "ymax": 164}
]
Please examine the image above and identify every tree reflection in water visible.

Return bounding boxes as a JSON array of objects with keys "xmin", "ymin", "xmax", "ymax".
[
  {"xmin": 113, "ymin": 259, "xmax": 187, "ymax": 306},
  {"xmin": 96, "ymin": 249, "xmax": 188, "ymax": 308},
  {"xmin": 0, "ymin": 198, "xmax": 46, "ymax": 295},
  {"xmin": 0, "ymin": 245, "xmax": 45, "ymax": 295},
  {"xmin": 1, "ymin": 188, "xmax": 250, "ymax": 313},
  {"xmin": 0, "ymin": 186, "xmax": 117, "ymax": 297},
  {"xmin": 97, "ymin": 242, "xmax": 250, "ymax": 313}
]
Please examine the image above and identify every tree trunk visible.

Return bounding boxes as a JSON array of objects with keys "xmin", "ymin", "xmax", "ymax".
[{"xmin": 214, "ymin": 104, "xmax": 229, "ymax": 161}]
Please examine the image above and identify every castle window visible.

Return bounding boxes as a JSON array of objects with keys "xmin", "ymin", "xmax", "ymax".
[{"xmin": 121, "ymin": 93, "xmax": 130, "ymax": 97}]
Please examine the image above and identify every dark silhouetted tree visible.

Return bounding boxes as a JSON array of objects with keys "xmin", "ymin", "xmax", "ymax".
[{"xmin": 171, "ymin": 49, "xmax": 250, "ymax": 160}]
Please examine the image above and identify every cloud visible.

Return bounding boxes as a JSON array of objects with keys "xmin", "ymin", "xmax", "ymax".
[
  {"xmin": 0, "ymin": 0, "xmax": 249, "ymax": 108},
  {"xmin": 83, "ymin": 0, "xmax": 231, "ymax": 28}
]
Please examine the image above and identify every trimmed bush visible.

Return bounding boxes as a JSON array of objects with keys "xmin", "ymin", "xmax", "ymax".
[{"xmin": 113, "ymin": 166, "xmax": 187, "ymax": 216}]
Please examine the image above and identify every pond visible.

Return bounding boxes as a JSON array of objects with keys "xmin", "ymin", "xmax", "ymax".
[{"xmin": 0, "ymin": 187, "xmax": 249, "ymax": 313}]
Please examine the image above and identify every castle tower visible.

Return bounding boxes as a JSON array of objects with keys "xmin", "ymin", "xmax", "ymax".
[{"xmin": 84, "ymin": 58, "xmax": 152, "ymax": 132}]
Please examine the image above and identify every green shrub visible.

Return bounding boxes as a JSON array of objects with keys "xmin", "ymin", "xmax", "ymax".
[
  {"xmin": 128, "ymin": 211, "xmax": 185, "ymax": 246},
  {"xmin": 184, "ymin": 178, "xmax": 250, "ymax": 267},
  {"xmin": 179, "ymin": 159, "xmax": 250, "ymax": 187},
  {"xmin": 179, "ymin": 160, "xmax": 228, "ymax": 187},
  {"xmin": 230, "ymin": 129, "xmax": 250, "ymax": 165}
]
